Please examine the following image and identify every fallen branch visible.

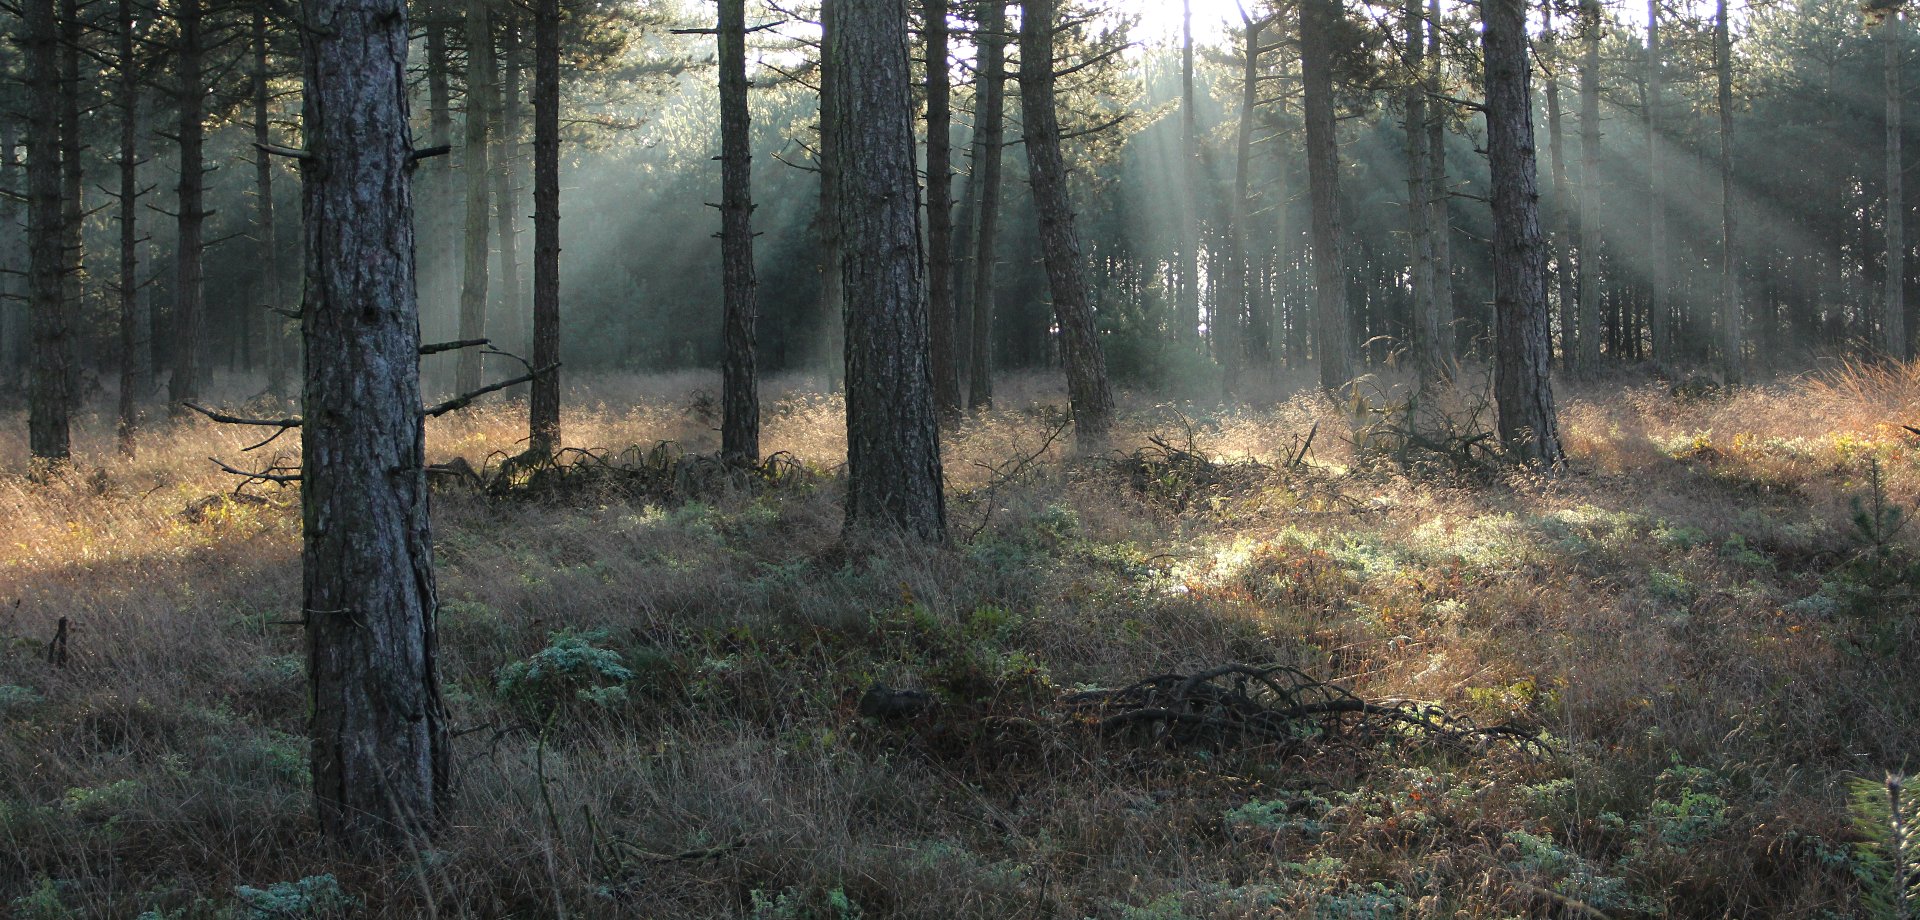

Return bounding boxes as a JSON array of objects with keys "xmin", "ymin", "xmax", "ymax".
[{"xmin": 1065, "ymin": 663, "xmax": 1548, "ymax": 757}]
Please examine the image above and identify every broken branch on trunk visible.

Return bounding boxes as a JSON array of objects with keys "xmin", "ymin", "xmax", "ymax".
[{"xmin": 422, "ymin": 363, "xmax": 559, "ymax": 418}]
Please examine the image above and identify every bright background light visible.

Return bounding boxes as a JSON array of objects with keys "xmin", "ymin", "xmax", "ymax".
[{"xmin": 1126, "ymin": 0, "xmax": 1258, "ymax": 45}]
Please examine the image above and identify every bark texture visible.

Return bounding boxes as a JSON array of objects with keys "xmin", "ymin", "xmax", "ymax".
[
  {"xmin": 1020, "ymin": 0, "xmax": 1115, "ymax": 445},
  {"xmin": 171, "ymin": 0, "xmax": 208, "ymax": 408},
  {"xmin": 827, "ymin": 0, "xmax": 948, "ymax": 541},
  {"xmin": 966, "ymin": 0, "xmax": 1008, "ymax": 411},
  {"xmin": 1301, "ymin": 0, "xmax": 1353, "ymax": 392},
  {"xmin": 529, "ymin": 0, "xmax": 561, "ymax": 454},
  {"xmin": 1481, "ymin": 0, "xmax": 1564, "ymax": 465},
  {"xmin": 298, "ymin": 0, "xmax": 449, "ymax": 846},
  {"xmin": 720, "ymin": 0, "xmax": 760, "ymax": 462},
  {"xmin": 27, "ymin": 0, "xmax": 70, "ymax": 462}
]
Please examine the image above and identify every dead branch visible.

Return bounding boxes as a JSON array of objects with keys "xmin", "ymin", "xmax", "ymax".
[{"xmin": 421, "ymin": 363, "xmax": 557, "ymax": 417}]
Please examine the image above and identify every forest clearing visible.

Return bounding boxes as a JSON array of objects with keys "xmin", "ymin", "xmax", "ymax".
[
  {"xmin": 9, "ymin": 0, "xmax": 1920, "ymax": 912},
  {"xmin": 2, "ymin": 365, "xmax": 1917, "ymax": 917}
]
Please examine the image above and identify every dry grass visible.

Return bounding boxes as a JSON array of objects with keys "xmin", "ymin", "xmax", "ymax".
[{"xmin": 1, "ymin": 364, "xmax": 1916, "ymax": 918}]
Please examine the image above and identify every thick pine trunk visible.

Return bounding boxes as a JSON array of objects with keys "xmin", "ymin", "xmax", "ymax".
[
  {"xmin": 827, "ymin": 0, "xmax": 948, "ymax": 541},
  {"xmin": 966, "ymin": 0, "xmax": 1007, "ymax": 411},
  {"xmin": 1717, "ymin": 0, "xmax": 1743, "ymax": 378},
  {"xmin": 456, "ymin": 0, "xmax": 495, "ymax": 396},
  {"xmin": 1481, "ymin": 0, "xmax": 1563, "ymax": 465},
  {"xmin": 1020, "ymin": 0, "xmax": 1115, "ymax": 446},
  {"xmin": 719, "ymin": 0, "xmax": 760, "ymax": 462},
  {"xmin": 27, "ymin": 0, "xmax": 69, "ymax": 462},
  {"xmin": 529, "ymin": 0, "xmax": 561, "ymax": 454},
  {"xmin": 1577, "ymin": 0, "xmax": 1602, "ymax": 368},
  {"xmin": 299, "ymin": 0, "xmax": 448, "ymax": 848},
  {"xmin": 925, "ymin": 0, "xmax": 961, "ymax": 417},
  {"xmin": 171, "ymin": 0, "xmax": 207, "ymax": 408},
  {"xmin": 1885, "ymin": 10, "xmax": 1908, "ymax": 360},
  {"xmin": 1301, "ymin": 0, "xmax": 1353, "ymax": 392}
]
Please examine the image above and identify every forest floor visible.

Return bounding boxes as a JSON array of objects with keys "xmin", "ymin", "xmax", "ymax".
[{"xmin": 1, "ymin": 362, "xmax": 1917, "ymax": 918}]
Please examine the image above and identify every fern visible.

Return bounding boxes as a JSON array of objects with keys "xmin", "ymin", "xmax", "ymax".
[{"xmin": 1850, "ymin": 773, "xmax": 1920, "ymax": 919}]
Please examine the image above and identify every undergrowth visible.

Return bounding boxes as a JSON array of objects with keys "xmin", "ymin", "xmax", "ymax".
[{"xmin": 0, "ymin": 367, "xmax": 1915, "ymax": 917}]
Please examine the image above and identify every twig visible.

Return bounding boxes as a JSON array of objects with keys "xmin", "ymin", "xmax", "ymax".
[{"xmin": 421, "ymin": 363, "xmax": 558, "ymax": 417}]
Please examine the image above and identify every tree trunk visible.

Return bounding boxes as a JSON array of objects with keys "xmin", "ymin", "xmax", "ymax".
[
  {"xmin": 1428, "ymin": 0, "xmax": 1451, "ymax": 361},
  {"xmin": 719, "ymin": 0, "xmax": 760, "ymax": 463},
  {"xmin": 1646, "ymin": 0, "xmax": 1670, "ymax": 362},
  {"xmin": 815, "ymin": 13, "xmax": 846, "ymax": 386},
  {"xmin": 967, "ymin": 0, "xmax": 1008, "ymax": 411},
  {"xmin": 494, "ymin": 25, "xmax": 523, "ymax": 356},
  {"xmin": 1428, "ymin": 0, "xmax": 1454, "ymax": 360},
  {"xmin": 1405, "ymin": 0, "xmax": 1442, "ymax": 384},
  {"xmin": 59, "ymin": 0, "xmax": 83, "ymax": 394},
  {"xmin": 1717, "ymin": 0, "xmax": 1743, "ymax": 378},
  {"xmin": 826, "ymin": 0, "xmax": 948, "ymax": 541},
  {"xmin": 925, "ymin": 0, "xmax": 961, "ymax": 417},
  {"xmin": 1577, "ymin": 0, "xmax": 1602, "ymax": 368},
  {"xmin": 256, "ymin": 7, "xmax": 293, "ymax": 401},
  {"xmin": 170, "ymin": 0, "xmax": 207, "ymax": 409},
  {"xmin": 299, "ymin": 0, "xmax": 449, "ymax": 849},
  {"xmin": 529, "ymin": 0, "xmax": 561, "ymax": 454},
  {"xmin": 2, "ymin": 114, "xmax": 23, "ymax": 384},
  {"xmin": 425, "ymin": 1, "xmax": 454, "ymax": 349},
  {"xmin": 118, "ymin": 0, "xmax": 144, "ymax": 450},
  {"xmin": 1481, "ymin": 0, "xmax": 1563, "ymax": 465},
  {"xmin": 456, "ymin": 0, "xmax": 495, "ymax": 396},
  {"xmin": 1220, "ymin": 13, "xmax": 1264, "ymax": 397},
  {"xmin": 1301, "ymin": 0, "xmax": 1353, "ymax": 392},
  {"xmin": 1543, "ymin": 3, "xmax": 1576, "ymax": 370},
  {"xmin": 27, "ymin": 0, "xmax": 70, "ymax": 462},
  {"xmin": 1177, "ymin": 0, "xmax": 1200, "ymax": 346},
  {"xmin": 1885, "ymin": 9, "xmax": 1908, "ymax": 361},
  {"xmin": 1020, "ymin": 0, "xmax": 1115, "ymax": 446}
]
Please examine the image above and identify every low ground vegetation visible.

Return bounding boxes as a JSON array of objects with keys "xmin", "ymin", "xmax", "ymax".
[{"xmin": 1, "ymin": 364, "xmax": 1917, "ymax": 917}]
